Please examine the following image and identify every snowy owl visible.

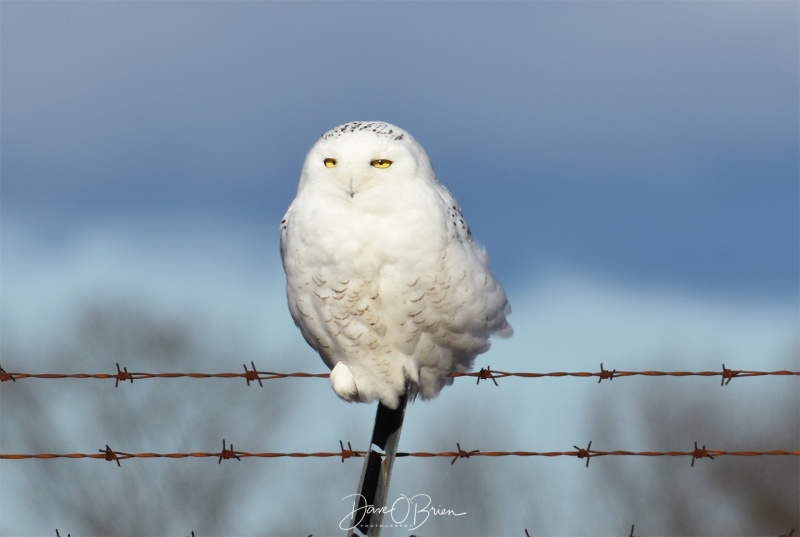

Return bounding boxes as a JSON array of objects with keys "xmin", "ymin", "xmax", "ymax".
[{"xmin": 280, "ymin": 121, "xmax": 512, "ymax": 410}]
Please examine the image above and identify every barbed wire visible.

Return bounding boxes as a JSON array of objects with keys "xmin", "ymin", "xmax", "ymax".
[
  {"xmin": 54, "ymin": 526, "xmax": 796, "ymax": 537},
  {"xmin": 7, "ymin": 360, "xmax": 798, "ymax": 537},
  {"xmin": 2, "ymin": 439, "xmax": 798, "ymax": 466},
  {"xmin": 1, "ymin": 362, "xmax": 798, "ymax": 387}
]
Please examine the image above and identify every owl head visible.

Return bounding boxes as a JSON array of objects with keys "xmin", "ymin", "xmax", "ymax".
[{"xmin": 296, "ymin": 121, "xmax": 436, "ymax": 198}]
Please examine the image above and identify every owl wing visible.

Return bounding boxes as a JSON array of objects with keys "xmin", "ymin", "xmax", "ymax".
[
  {"xmin": 391, "ymin": 183, "xmax": 511, "ymax": 360},
  {"xmin": 279, "ymin": 203, "xmax": 322, "ymax": 354}
]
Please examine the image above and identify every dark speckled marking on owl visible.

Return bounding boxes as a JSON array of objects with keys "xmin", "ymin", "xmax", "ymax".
[
  {"xmin": 323, "ymin": 121, "xmax": 406, "ymax": 141},
  {"xmin": 445, "ymin": 204, "xmax": 471, "ymax": 237}
]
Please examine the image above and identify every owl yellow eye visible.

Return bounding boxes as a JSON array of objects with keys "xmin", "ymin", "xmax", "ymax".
[
  {"xmin": 324, "ymin": 158, "xmax": 337, "ymax": 168},
  {"xmin": 371, "ymin": 159, "xmax": 392, "ymax": 169}
]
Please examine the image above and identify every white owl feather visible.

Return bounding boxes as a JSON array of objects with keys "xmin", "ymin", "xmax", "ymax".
[{"xmin": 280, "ymin": 121, "xmax": 511, "ymax": 409}]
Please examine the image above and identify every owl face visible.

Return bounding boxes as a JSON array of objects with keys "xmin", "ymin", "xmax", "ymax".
[{"xmin": 297, "ymin": 121, "xmax": 435, "ymax": 198}]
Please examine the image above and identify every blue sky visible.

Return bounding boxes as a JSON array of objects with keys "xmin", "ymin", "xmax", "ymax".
[{"xmin": 1, "ymin": 2, "xmax": 798, "ymax": 536}]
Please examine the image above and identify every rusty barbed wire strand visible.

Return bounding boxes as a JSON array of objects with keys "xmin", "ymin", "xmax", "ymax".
[
  {"xmin": 450, "ymin": 363, "xmax": 800, "ymax": 384},
  {"xmin": 1, "ymin": 362, "xmax": 797, "ymax": 384},
  {"xmin": 2, "ymin": 443, "xmax": 798, "ymax": 463}
]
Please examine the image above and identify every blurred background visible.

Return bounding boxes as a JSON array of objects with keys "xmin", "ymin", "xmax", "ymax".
[{"xmin": 1, "ymin": 2, "xmax": 798, "ymax": 536}]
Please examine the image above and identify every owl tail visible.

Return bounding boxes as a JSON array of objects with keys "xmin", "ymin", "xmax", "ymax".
[{"xmin": 349, "ymin": 393, "xmax": 408, "ymax": 536}]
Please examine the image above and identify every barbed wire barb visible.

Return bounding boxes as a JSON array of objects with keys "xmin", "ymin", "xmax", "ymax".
[
  {"xmin": 339, "ymin": 440, "xmax": 358, "ymax": 462},
  {"xmin": 575, "ymin": 440, "xmax": 593, "ymax": 467},
  {"xmin": 598, "ymin": 363, "xmax": 616, "ymax": 383},
  {"xmin": 721, "ymin": 363, "xmax": 741, "ymax": 386},
  {"xmin": 0, "ymin": 364, "xmax": 15, "ymax": 382},
  {"xmin": 243, "ymin": 361, "xmax": 263, "ymax": 387},
  {"xmin": 690, "ymin": 441, "xmax": 714, "ymax": 467},
  {"xmin": 100, "ymin": 444, "xmax": 121, "ymax": 467},
  {"xmin": 450, "ymin": 442, "xmax": 480, "ymax": 465},
  {"xmin": 476, "ymin": 366, "xmax": 499, "ymax": 386},
  {"xmin": 115, "ymin": 363, "xmax": 133, "ymax": 388},
  {"xmin": 218, "ymin": 439, "xmax": 241, "ymax": 464}
]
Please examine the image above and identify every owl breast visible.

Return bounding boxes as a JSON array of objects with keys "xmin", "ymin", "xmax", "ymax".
[{"xmin": 282, "ymin": 180, "xmax": 509, "ymax": 408}]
